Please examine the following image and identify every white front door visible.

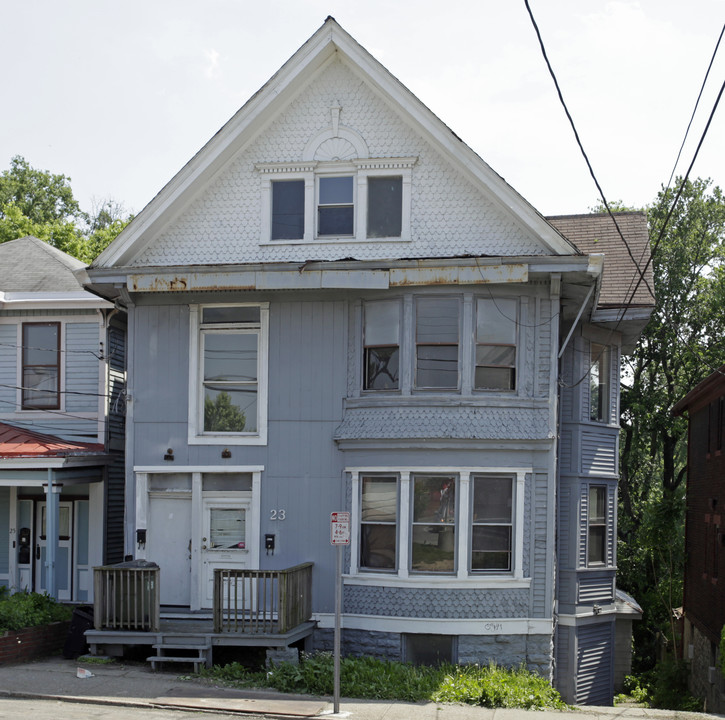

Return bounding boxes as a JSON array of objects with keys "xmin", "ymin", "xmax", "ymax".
[
  {"xmin": 35, "ymin": 501, "xmax": 72, "ymax": 601},
  {"xmin": 147, "ymin": 494, "xmax": 192, "ymax": 606},
  {"xmin": 201, "ymin": 496, "xmax": 251, "ymax": 608}
]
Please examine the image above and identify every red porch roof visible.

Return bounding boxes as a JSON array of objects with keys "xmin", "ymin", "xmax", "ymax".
[{"xmin": 0, "ymin": 422, "xmax": 105, "ymax": 458}]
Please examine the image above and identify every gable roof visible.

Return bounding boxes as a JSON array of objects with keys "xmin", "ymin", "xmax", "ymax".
[
  {"xmin": 91, "ymin": 17, "xmax": 576, "ymax": 269},
  {"xmin": 0, "ymin": 236, "xmax": 85, "ymax": 292},
  {"xmin": 0, "ymin": 236, "xmax": 112, "ymax": 310},
  {"xmin": 0, "ymin": 422, "xmax": 105, "ymax": 459},
  {"xmin": 548, "ymin": 212, "xmax": 655, "ymax": 309}
]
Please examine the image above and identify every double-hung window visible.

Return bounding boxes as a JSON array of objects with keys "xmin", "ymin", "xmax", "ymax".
[
  {"xmin": 471, "ymin": 475, "xmax": 513, "ymax": 571},
  {"xmin": 363, "ymin": 300, "xmax": 400, "ymax": 391},
  {"xmin": 367, "ymin": 176, "xmax": 402, "ymax": 238},
  {"xmin": 271, "ymin": 180, "xmax": 305, "ymax": 240},
  {"xmin": 318, "ymin": 176, "xmax": 354, "ymax": 236},
  {"xmin": 587, "ymin": 485, "xmax": 607, "ymax": 565},
  {"xmin": 415, "ymin": 298, "xmax": 460, "ymax": 389},
  {"xmin": 475, "ymin": 298, "xmax": 517, "ymax": 390},
  {"xmin": 589, "ymin": 343, "xmax": 610, "ymax": 422},
  {"xmin": 360, "ymin": 476, "xmax": 398, "ymax": 571},
  {"xmin": 352, "ymin": 469, "xmax": 525, "ymax": 580},
  {"xmin": 411, "ymin": 474, "xmax": 457, "ymax": 572},
  {"xmin": 22, "ymin": 322, "xmax": 60, "ymax": 409},
  {"xmin": 190, "ymin": 304, "xmax": 268, "ymax": 444}
]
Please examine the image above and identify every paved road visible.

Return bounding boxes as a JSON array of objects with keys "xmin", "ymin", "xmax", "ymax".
[{"xmin": 0, "ymin": 696, "xmax": 268, "ymax": 720}]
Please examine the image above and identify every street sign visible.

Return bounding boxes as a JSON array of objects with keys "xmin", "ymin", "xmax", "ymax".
[{"xmin": 330, "ymin": 511, "xmax": 350, "ymax": 545}]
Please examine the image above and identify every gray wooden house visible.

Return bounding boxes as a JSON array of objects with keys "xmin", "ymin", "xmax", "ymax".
[
  {"xmin": 0, "ymin": 236, "xmax": 126, "ymax": 602},
  {"xmin": 84, "ymin": 19, "xmax": 654, "ymax": 704}
]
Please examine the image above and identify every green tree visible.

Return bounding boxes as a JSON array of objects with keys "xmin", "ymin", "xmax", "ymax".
[
  {"xmin": 204, "ymin": 392, "xmax": 247, "ymax": 432},
  {"xmin": 0, "ymin": 155, "xmax": 83, "ymax": 224},
  {"xmin": 0, "ymin": 156, "xmax": 131, "ymax": 261},
  {"xmin": 618, "ymin": 177, "xmax": 725, "ymax": 667}
]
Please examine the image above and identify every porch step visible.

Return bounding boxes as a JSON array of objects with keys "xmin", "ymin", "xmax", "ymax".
[{"xmin": 147, "ymin": 636, "xmax": 212, "ymax": 672}]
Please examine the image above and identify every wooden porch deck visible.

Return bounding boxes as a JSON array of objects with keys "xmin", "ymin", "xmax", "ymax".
[{"xmin": 87, "ymin": 563, "xmax": 315, "ymax": 670}]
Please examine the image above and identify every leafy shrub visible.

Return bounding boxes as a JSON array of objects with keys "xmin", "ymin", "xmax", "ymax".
[
  {"xmin": 0, "ymin": 587, "xmax": 72, "ymax": 634},
  {"xmin": 203, "ymin": 653, "xmax": 568, "ymax": 709},
  {"xmin": 720, "ymin": 625, "xmax": 725, "ymax": 678},
  {"xmin": 432, "ymin": 662, "xmax": 568, "ymax": 709},
  {"xmin": 617, "ymin": 662, "xmax": 702, "ymax": 712}
]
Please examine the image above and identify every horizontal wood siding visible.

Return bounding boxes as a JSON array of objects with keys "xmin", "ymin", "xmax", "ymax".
[
  {"xmin": 581, "ymin": 431, "xmax": 617, "ymax": 476},
  {"xmin": 0, "ymin": 324, "xmax": 15, "ymax": 410},
  {"xmin": 65, "ymin": 322, "xmax": 100, "ymax": 414},
  {"xmin": 577, "ymin": 621, "xmax": 614, "ymax": 705},
  {"xmin": 577, "ymin": 575, "xmax": 614, "ymax": 603}
]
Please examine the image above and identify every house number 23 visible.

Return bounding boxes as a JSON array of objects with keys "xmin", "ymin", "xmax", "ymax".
[{"xmin": 270, "ymin": 509, "xmax": 286, "ymax": 521}]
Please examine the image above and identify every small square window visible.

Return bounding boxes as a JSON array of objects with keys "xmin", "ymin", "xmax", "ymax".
[
  {"xmin": 404, "ymin": 634, "xmax": 455, "ymax": 665},
  {"xmin": 318, "ymin": 176, "xmax": 354, "ymax": 236},
  {"xmin": 271, "ymin": 180, "xmax": 305, "ymax": 240},
  {"xmin": 367, "ymin": 176, "xmax": 402, "ymax": 238}
]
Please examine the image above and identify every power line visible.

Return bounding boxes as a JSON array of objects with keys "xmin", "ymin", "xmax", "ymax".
[
  {"xmin": 666, "ymin": 25, "xmax": 725, "ymax": 191},
  {"xmin": 523, "ymin": 0, "xmax": 654, "ymax": 301}
]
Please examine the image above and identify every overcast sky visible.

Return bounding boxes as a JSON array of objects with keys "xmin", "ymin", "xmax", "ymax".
[{"xmin": 2, "ymin": 1, "xmax": 724, "ymax": 219}]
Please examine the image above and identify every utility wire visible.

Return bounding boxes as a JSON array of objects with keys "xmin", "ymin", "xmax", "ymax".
[
  {"xmin": 523, "ymin": 0, "xmax": 653, "ymax": 300},
  {"xmin": 666, "ymin": 24, "xmax": 725, "ymax": 191}
]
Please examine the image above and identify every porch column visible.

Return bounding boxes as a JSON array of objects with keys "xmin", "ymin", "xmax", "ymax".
[{"xmin": 44, "ymin": 470, "xmax": 60, "ymax": 598}]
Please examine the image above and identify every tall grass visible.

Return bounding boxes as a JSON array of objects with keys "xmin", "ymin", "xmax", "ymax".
[{"xmin": 203, "ymin": 653, "xmax": 568, "ymax": 709}]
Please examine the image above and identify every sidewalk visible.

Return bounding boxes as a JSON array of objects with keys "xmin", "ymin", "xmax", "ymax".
[{"xmin": 0, "ymin": 656, "xmax": 718, "ymax": 720}]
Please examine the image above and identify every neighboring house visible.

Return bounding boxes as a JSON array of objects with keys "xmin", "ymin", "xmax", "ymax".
[
  {"xmin": 673, "ymin": 366, "xmax": 725, "ymax": 713},
  {"xmin": 0, "ymin": 236, "xmax": 126, "ymax": 602},
  {"xmin": 84, "ymin": 19, "xmax": 653, "ymax": 705}
]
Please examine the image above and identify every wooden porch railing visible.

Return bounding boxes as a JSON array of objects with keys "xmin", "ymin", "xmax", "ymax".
[
  {"xmin": 93, "ymin": 564, "xmax": 161, "ymax": 632},
  {"xmin": 213, "ymin": 562, "xmax": 313, "ymax": 634}
]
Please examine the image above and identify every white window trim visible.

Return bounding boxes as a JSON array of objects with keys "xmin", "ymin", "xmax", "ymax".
[
  {"xmin": 256, "ymin": 158, "xmax": 415, "ymax": 245},
  {"xmin": 188, "ymin": 303, "xmax": 269, "ymax": 445},
  {"xmin": 349, "ymin": 466, "xmax": 527, "ymax": 586}
]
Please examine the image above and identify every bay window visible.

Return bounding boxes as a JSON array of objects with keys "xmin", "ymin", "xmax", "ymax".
[
  {"xmin": 475, "ymin": 298, "xmax": 517, "ymax": 390},
  {"xmin": 351, "ymin": 469, "xmax": 525, "ymax": 580},
  {"xmin": 587, "ymin": 485, "xmax": 607, "ymax": 565},
  {"xmin": 589, "ymin": 343, "xmax": 610, "ymax": 422},
  {"xmin": 411, "ymin": 475, "xmax": 456, "ymax": 572},
  {"xmin": 360, "ymin": 476, "xmax": 398, "ymax": 570},
  {"xmin": 471, "ymin": 475, "xmax": 513, "ymax": 571},
  {"xmin": 415, "ymin": 298, "xmax": 460, "ymax": 389},
  {"xmin": 363, "ymin": 300, "xmax": 400, "ymax": 391}
]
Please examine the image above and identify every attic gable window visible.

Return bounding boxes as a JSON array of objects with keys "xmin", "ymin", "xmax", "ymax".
[
  {"xmin": 256, "ymin": 158, "xmax": 415, "ymax": 245},
  {"xmin": 271, "ymin": 180, "xmax": 305, "ymax": 240}
]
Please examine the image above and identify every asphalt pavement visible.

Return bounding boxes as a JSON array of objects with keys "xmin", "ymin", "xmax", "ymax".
[{"xmin": 0, "ymin": 655, "xmax": 720, "ymax": 720}]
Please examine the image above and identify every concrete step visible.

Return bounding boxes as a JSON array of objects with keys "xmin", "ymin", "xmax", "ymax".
[{"xmin": 147, "ymin": 654, "xmax": 208, "ymax": 672}]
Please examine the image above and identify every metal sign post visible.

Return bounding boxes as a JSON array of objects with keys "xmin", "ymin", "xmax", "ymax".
[{"xmin": 330, "ymin": 512, "xmax": 350, "ymax": 715}]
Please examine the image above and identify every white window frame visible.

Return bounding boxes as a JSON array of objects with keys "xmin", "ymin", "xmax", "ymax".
[
  {"xmin": 586, "ymin": 484, "xmax": 607, "ymax": 567},
  {"xmin": 348, "ymin": 466, "xmax": 527, "ymax": 588},
  {"xmin": 589, "ymin": 342, "xmax": 610, "ymax": 423},
  {"xmin": 188, "ymin": 303, "xmax": 269, "ymax": 445},
  {"xmin": 256, "ymin": 158, "xmax": 415, "ymax": 245}
]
